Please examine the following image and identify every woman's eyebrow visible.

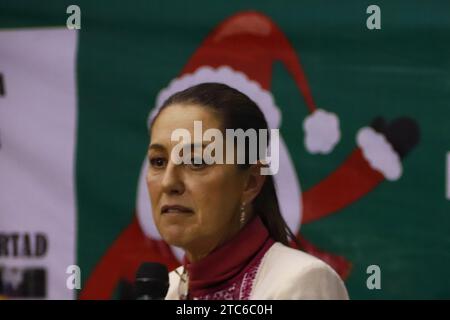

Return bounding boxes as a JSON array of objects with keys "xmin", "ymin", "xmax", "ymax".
[
  {"xmin": 148, "ymin": 143, "xmax": 165, "ymax": 151},
  {"xmin": 148, "ymin": 142, "xmax": 209, "ymax": 153}
]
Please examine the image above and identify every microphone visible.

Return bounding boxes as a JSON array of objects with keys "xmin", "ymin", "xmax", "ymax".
[{"xmin": 135, "ymin": 262, "xmax": 169, "ymax": 300}]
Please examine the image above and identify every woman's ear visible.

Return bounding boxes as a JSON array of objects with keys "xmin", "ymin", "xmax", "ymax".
[{"xmin": 242, "ymin": 162, "xmax": 267, "ymax": 204}]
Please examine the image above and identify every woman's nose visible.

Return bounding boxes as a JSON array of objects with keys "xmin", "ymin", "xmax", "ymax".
[{"xmin": 161, "ymin": 161, "xmax": 185, "ymax": 195}]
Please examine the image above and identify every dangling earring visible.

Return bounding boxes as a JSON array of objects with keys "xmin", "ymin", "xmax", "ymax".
[{"xmin": 240, "ymin": 202, "xmax": 246, "ymax": 227}]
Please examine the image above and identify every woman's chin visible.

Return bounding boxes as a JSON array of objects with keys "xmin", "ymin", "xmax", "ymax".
[{"xmin": 161, "ymin": 224, "xmax": 191, "ymax": 247}]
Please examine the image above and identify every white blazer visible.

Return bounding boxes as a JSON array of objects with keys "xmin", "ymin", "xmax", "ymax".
[{"xmin": 166, "ymin": 242, "xmax": 349, "ymax": 300}]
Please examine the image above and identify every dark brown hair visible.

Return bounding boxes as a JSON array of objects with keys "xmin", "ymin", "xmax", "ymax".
[{"xmin": 150, "ymin": 82, "xmax": 298, "ymax": 246}]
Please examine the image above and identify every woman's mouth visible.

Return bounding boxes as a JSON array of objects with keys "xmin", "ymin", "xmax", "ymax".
[{"xmin": 161, "ymin": 205, "xmax": 194, "ymax": 214}]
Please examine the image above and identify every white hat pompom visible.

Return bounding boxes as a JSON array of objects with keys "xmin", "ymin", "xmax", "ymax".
[{"xmin": 303, "ymin": 109, "xmax": 341, "ymax": 154}]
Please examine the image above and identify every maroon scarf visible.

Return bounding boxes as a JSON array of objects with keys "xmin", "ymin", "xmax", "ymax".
[{"xmin": 183, "ymin": 216, "xmax": 275, "ymax": 300}]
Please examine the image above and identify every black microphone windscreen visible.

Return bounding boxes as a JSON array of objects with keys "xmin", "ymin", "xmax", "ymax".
[{"xmin": 135, "ymin": 262, "xmax": 169, "ymax": 300}]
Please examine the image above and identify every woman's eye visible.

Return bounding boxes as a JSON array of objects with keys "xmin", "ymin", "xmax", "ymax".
[{"xmin": 149, "ymin": 157, "xmax": 166, "ymax": 168}]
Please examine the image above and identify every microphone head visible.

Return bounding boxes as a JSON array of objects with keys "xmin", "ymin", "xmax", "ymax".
[{"xmin": 135, "ymin": 262, "xmax": 169, "ymax": 300}]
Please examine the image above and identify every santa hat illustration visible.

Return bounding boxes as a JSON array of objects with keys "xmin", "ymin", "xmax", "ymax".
[{"xmin": 148, "ymin": 11, "xmax": 340, "ymax": 155}]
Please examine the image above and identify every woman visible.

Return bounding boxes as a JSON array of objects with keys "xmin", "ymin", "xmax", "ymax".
[{"xmin": 147, "ymin": 83, "xmax": 349, "ymax": 300}]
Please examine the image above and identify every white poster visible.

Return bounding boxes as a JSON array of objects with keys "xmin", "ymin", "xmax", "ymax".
[{"xmin": 0, "ymin": 28, "xmax": 78, "ymax": 299}]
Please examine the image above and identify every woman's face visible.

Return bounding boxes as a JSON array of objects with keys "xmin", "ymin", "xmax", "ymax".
[{"xmin": 147, "ymin": 104, "xmax": 248, "ymax": 259}]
